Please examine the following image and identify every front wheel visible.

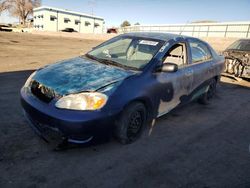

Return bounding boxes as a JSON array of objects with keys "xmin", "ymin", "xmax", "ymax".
[
  {"xmin": 198, "ymin": 79, "xmax": 217, "ymax": 105},
  {"xmin": 114, "ymin": 102, "xmax": 146, "ymax": 144}
]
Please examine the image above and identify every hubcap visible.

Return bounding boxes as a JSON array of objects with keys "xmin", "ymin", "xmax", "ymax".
[{"xmin": 127, "ymin": 111, "xmax": 143, "ymax": 139}]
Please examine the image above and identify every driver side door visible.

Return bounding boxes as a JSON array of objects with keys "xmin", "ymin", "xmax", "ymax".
[{"xmin": 156, "ymin": 41, "xmax": 194, "ymax": 116}]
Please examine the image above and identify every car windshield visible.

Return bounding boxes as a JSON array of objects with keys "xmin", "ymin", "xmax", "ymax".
[
  {"xmin": 86, "ymin": 36, "xmax": 164, "ymax": 70},
  {"xmin": 227, "ymin": 40, "xmax": 250, "ymax": 51}
]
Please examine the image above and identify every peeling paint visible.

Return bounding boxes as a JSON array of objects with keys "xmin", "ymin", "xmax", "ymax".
[{"xmin": 33, "ymin": 57, "xmax": 135, "ymax": 95}]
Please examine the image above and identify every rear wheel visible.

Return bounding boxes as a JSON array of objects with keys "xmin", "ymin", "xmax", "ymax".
[
  {"xmin": 198, "ymin": 79, "xmax": 217, "ymax": 105},
  {"xmin": 114, "ymin": 102, "xmax": 146, "ymax": 144}
]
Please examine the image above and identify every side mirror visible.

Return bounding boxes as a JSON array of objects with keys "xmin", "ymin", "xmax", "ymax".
[{"xmin": 161, "ymin": 63, "xmax": 178, "ymax": 72}]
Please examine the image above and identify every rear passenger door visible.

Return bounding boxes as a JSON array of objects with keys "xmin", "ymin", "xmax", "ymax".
[{"xmin": 187, "ymin": 39, "xmax": 214, "ymax": 94}]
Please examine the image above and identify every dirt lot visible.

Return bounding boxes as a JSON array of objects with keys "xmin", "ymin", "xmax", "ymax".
[
  {"xmin": 0, "ymin": 32, "xmax": 103, "ymax": 73},
  {"xmin": 0, "ymin": 32, "xmax": 250, "ymax": 188}
]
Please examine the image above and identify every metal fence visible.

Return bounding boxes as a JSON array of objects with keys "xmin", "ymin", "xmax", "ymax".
[{"xmin": 119, "ymin": 22, "xmax": 250, "ymax": 38}]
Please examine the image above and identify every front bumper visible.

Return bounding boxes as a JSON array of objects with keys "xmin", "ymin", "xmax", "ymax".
[
  {"xmin": 20, "ymin": 87, "xmax": 118, "ymax": 143},
  {"xmin": 224, "ymin": 56, "xmax": 250, "ymax": 79}
]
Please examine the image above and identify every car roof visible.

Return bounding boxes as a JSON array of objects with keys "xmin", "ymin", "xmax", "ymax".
[
  {"xmin": 122, "ymin": 32, "xmax": 190, "ymax": 42},
  {"xmin": 236, "ymin": 39, "xmax": 250, "ymax": 43}
]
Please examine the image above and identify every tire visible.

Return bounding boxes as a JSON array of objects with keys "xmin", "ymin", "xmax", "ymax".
[
  {"xmin": 198, "ymin": 79, "xmax": 217, "ymax": 105},
  {"xmin": 114, "ymin": 102, "xmax": 146, "ymax": 144}
]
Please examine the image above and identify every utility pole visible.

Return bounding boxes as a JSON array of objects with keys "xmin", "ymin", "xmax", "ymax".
[{"xmin": 88, "ymin": 0, "xmax": 96, "ymax": 15}]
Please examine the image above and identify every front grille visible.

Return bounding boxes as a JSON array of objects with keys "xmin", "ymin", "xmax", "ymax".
[
  {"xmin": 24, "ymin": 110, "xmax": 64, "ymax": 143},
  {"xmin": 31, "ymin": 80, "xmax": 55, "ymax": 103}
]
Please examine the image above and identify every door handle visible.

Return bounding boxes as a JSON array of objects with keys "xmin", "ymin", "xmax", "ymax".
[{"xmin": 185, "ymin": 69, "xmax": 193, "ymax": 76}]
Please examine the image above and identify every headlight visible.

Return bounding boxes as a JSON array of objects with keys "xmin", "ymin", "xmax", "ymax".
[
  {"xmin": 55, "ymin": 92, "xmax": 108, "ymax": 111},
  {"xmin": 24, "ymin": 71, "xmax": 37, "ymax": 88}
]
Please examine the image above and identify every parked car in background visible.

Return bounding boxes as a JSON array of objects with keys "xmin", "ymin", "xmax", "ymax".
[
  {"xmin": 21, "ymin": 32, "xmax": 224, "ymax": 147},
  {"xmin": 223, "ymin": 39, "xmax": 250, "ymax": 79},
  {"xmin": 107, "ymin": 28, "xmax": 118, "ymax": 34},
  {"xmin": 0, "ymin": 24, "xmax": 32, "ymax": 33},
  {"xmin": 0, "ymin": 24, "xmax": 13, "ymax": 32},
  {"xmin": 61, "ymin": 28, "xmax": 78, "ymax": 33}
]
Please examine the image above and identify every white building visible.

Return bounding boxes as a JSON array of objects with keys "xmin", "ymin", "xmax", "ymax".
[{"xmin": 33, "ymin": 6, "xmax": 105, "ymax": 34}]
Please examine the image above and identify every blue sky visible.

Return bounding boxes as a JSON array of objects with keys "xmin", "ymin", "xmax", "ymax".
[{"xmin": 1, "ymin": 0, "xmax": 250, "ymax": 26}]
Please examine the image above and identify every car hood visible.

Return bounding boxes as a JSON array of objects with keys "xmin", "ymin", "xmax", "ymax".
[{"xmin": 33, "ymin": 56, "xmax": 136, "ymax": 95}]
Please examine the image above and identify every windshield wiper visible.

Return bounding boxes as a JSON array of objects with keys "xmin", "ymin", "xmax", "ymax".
[
  {"xmin": 85, "ymin": 54, "xmax": 117, "ymax": 67},
  {"xmin": 85, "ymin": 54, "xmax": 101, "ymax": 62},
  {"xmin": 98, "ymin": 58, "xmax": 139, "ymax": 71},
  {"xmin": 85, "ymin": 54, "xmax": 139, "ymax": 71}
]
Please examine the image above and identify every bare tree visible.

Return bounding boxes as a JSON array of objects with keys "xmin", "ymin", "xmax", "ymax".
[
  {"xmin": 0, "ymin": 0, "xmax": 41, "ymax": 25},
  {"xmin": 0, "ymin": 0, "xmax": 11, "ymax": 13}
]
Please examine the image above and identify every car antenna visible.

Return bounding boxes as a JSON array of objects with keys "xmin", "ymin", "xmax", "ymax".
[{"xmin": 179, "ymin": 21, "xmax": 189, "ymax": 36}]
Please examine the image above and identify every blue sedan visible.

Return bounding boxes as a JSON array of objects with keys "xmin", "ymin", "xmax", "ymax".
[{"xmin": 21, "ymin": 32, "xmax": 224, "ymax": 145}]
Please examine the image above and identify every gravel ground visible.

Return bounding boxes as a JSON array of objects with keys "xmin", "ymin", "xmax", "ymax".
[{"xmin": 0, "ymin": 32, "xmax": 250, "ymax": 188}]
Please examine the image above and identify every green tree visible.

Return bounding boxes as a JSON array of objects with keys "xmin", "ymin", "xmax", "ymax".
[{"xmin": 121, "ymin": 20, "xmax": 131, "ymax": 27}]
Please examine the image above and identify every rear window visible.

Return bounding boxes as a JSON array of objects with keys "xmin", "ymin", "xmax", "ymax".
[{"xmin": 227, "ymin": 40, "xmax": 250, "ymax": 51}]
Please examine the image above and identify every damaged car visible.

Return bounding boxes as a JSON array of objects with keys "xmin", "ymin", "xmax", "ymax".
[
  {"xmin": 223, "ymin": 39, "xmax": 250, "ymax": 79},
  {"xmin": 20, "ymin": 32, "xmax": 224, "ymax": 146}
]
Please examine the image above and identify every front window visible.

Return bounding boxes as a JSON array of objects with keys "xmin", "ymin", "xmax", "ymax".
[
  {"xmin": 86, "ymin": 36, "xmax": 164, "ymax": 70},
  {"xmin": 163, "ymin": 43, "xmax": 187, "ymax": 67}
]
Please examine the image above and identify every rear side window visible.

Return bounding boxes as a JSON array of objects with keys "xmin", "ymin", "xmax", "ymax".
[{"xmin": 189, "ymin": 40, "xmax": 212, "ymax": 63}]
